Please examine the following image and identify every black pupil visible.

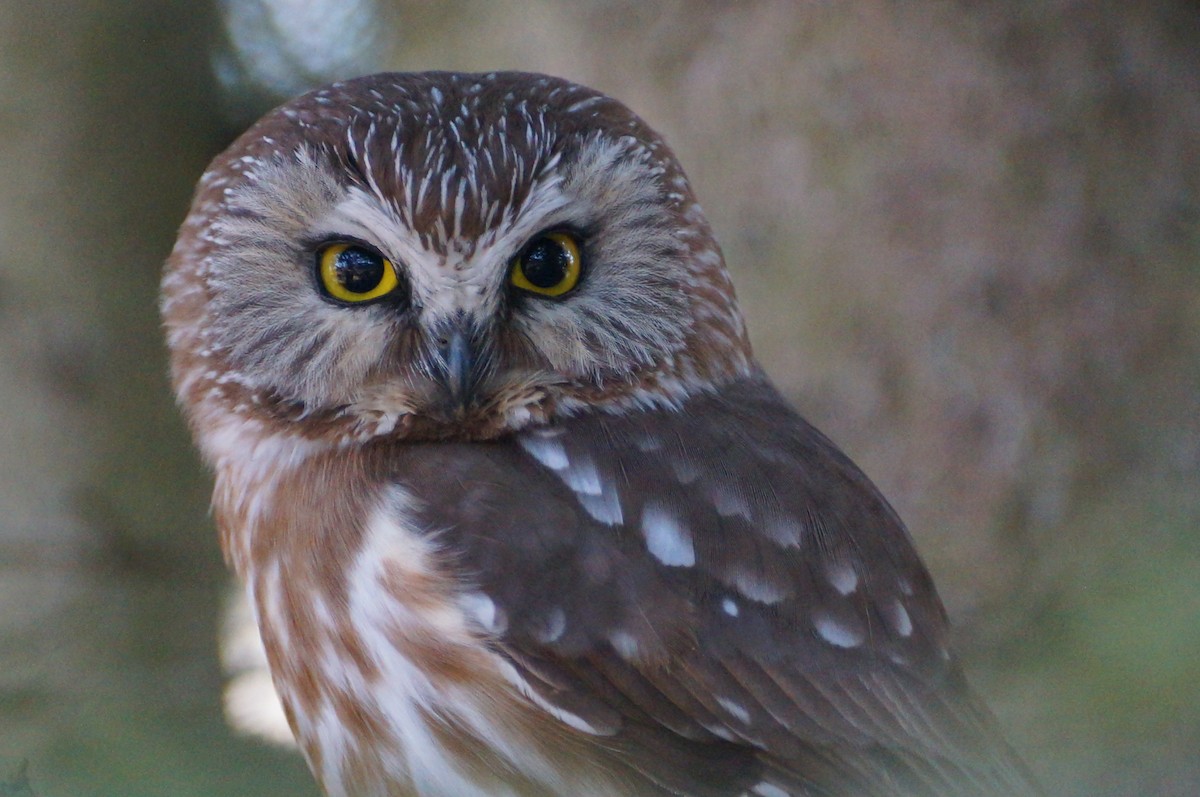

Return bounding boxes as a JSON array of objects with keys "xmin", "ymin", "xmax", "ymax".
[
  {"xmin": 335, "ymin": 247, "xmax": 384, "ymax": 293},
  {"xmin": 521, "ymin": 238, "xmax": 569, "ymax": 288}
]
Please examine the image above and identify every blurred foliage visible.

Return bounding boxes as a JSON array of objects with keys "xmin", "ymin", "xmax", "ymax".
[{"xmin": 0, "ymin": 2, "xmax": 1196, "ymax": 796}]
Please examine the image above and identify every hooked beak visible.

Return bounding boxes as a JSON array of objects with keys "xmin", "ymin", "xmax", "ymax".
[{"xmin": 431, "ymin": 315, "xmax": 481, "ymax": 412}]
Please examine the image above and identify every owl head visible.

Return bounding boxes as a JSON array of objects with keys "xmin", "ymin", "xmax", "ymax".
[{"xmin": 162, "ymin": 71, "xmax": 752, "ymax": 451}]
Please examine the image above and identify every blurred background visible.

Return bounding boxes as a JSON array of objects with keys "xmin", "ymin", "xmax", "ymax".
[{"xmin": 0, "ymin": 1, "xmax": 1197, "ymax": 795}]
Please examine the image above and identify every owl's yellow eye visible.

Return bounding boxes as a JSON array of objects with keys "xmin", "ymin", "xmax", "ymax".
[
  {"xmin": 317, "ymin": 243, "xmax": 399, "ymax": 303},
  {"xmin": 510, "ymin": 232, "xmax": 581, "ymax": 297}
]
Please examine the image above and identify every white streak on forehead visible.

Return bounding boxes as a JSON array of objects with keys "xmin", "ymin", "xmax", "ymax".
[
  {"xmin": 472, "ymin": 166, "xmax": 571, "ymax": 252},
  {"xmin": 461, "ymin": 135, "xmax": 652, "ymax": 279},
  {"xmin": 299, "ymin": 133, "xmax": 659, "ymax": 323},
  {"xmin": 317, "ymin": 188, "xmax": 428, "ymax": 272}
]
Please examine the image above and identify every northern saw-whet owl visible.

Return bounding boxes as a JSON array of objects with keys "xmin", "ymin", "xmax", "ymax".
[{"xmin": 162, "ymin": 72, "xmax": 1040, "ymax": 797}]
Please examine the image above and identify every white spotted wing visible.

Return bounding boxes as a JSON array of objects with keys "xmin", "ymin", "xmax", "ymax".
[{"xmin": 393, "ymin": 373, "xmax": 1040, "ymax": 796}]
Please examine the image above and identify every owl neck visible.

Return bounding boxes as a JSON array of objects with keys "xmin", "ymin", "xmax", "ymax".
[{"xmin": 188, "ymin": 347, "xmax": 758, "ymax": 459}]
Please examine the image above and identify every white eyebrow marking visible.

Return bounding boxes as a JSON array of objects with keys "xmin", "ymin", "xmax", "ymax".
[{"xmin": 640, "ymin": 501, "xmax": 696, "ymax": 567}]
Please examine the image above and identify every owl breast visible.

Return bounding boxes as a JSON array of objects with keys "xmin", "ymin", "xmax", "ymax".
[{"xmin": 215, "ymin": 424, "xmax": 642, "ymax": 797}]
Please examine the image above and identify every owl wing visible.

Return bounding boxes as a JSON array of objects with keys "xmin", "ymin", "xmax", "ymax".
[{"xmin": 394, "ymin": 373, "xmax": 1040, "ymax": 797}]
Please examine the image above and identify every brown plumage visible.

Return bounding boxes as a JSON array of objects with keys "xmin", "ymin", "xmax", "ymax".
[{"xmin": 162, "ymin": 71, "xmax": 1040, "ymax": 796}]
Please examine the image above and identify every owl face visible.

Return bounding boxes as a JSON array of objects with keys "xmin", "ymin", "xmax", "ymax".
[{"xmin": 163, "ymin": 72, "xmax": 751, "ymax": 445}]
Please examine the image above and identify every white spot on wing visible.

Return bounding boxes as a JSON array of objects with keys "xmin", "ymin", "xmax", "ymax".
[
  {"xmin": 668, "ymin": 452, "xmax": 700, "ymax": 483},
  {"xmin": 633, "ymin": 433, "xmax": 662, "ymax": 452},
  {"xmin": 814, "ymin": 611, "xmax": 865, "ymax": 648},
  {"xmin": 704, "ymin": 723, "xmax": 737, "ymax": 741},
  {"xmin": 886, "ymin": 599, "xmax": 913, "ymax": 637},
  {"xmin": 517, "ymin": 434, "xmax": 568, "ymax": 470},
  {"xmin": 716, "ymin": 696, "xmax": 751, "ymax": 724},
  {"xmin": 728, "ymin": 567, "xmax": 788, "ymax": 604},
  {"xmin": 526, "ymin": 442, "xmax": 623, "ymax": 525},
  {"xmin": 710, "ymin": 483, "xmax": 752, "ymax": 519},
  {"xmin": 565, "ymin": 95, "xmax": 605, "ymax": 114},
  {"xmin": 609, "ymin": 631, "xmax": 640, "ymax": 660},
  {"xmin": 751, "ymin": 783, "xmax": 791, "ymax": 797},
  {"xmin": 460, "ymin": 592, "xmax": 506, "ymax": 634},
  {"xmin": 721, "ymin": 597, "xmax": 740, "ymax": 617},
  {"xmin": 640, "ymin": 501, "xmax": 696, "ymax": 567},
  {"xmin": 760, "ymin": 515, "xmax": 803, "ymax": 547},
  {"xmin": 826, "ymin": 562, "xmax": 859, "ymax": 596},
  {"xmin": 498, "ymin": 662, "xmax": 613, "ymax": 737},
  {"xmin": 559, "ymin": 454, "xmax": 603, "ymax": 496},
  {"xmin": 535, "ymin": 607, "xmax": 567, "ymax": 644},
  {"xmin": 577, "ymin": 488, "xmax": 624, "ymax": 526}
]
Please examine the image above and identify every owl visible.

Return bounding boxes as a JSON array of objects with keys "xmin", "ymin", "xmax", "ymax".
[{"xmin": 162, "ymin": 71, "xmax": 1040, "ymax": 797}]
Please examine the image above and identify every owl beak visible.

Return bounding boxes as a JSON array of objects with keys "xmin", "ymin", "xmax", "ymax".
[{"xmin": 432, "ymin": 317, "xmax": 479, "ymax": 412}]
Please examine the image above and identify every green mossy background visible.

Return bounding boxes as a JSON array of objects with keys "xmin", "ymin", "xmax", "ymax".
[{"xmin": 1, "ymin": 2, "xmax": 1196, "ymax": 795}]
